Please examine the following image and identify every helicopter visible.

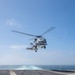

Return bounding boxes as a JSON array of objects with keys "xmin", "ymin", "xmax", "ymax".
[{"xmin": 12, "ymin": 26, "xmax": 56, "ymax": 52}]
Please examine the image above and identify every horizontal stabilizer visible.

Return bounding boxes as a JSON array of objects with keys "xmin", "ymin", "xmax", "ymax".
[{"xmin": 26, "ymin": 47, "xmax": 33, "ymax": 50}]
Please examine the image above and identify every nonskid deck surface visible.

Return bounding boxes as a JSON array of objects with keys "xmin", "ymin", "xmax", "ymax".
[
  {"xmin": 0, "ymin": 70, "xmax": 10, "ymax": 75},
  {"xmin": 0, "ymin": 70, "xmax": 75, "ymax": 75}
]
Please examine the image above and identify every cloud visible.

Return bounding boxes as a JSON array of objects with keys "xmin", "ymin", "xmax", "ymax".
[
  {"xmin": 0, "ymin": 49, "xmax": 75, "ymax": 65},
  {"xmin": 10, "ymin": 45, "xmax": 27, "ymax": 50},
  {"xmin": 5, "ymin": 18, "xmax": 20, "ymax": 26},
  {"xmin": 0, "ymin": 45, "xmax": 75, "ymax": 65}
]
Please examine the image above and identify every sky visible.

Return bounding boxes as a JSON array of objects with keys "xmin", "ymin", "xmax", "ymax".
[{"xmin": 0, "ymin": 0, "xmax": 75, "ymax": 65}]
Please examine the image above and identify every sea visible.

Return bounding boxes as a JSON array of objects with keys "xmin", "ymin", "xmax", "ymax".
[{"xmin": 0, "ymin": 65, "xmax": 75, "ymax": 70}]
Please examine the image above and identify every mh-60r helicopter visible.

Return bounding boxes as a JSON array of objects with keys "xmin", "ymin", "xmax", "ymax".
[{"xmin": 12, "ymin": 26, "xmax": 56, "ymax": 52}]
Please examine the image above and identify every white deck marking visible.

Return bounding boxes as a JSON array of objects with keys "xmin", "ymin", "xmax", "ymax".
[
  {"xmin": 66, "ymin": 73, "xmax": 75, "ymax": 75},
  {"xmin": 10, "ymin": 70, "xmax": 17, "ymax": 75}
]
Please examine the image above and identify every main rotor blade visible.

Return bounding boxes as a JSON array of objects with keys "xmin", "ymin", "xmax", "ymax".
[
  {"xmin": 41, "ymin": 26, "xmax": 56, "ymax": 36},
  {"xmin": 12, "ymin": 30, "xmax": 37, "ymax": 37}
]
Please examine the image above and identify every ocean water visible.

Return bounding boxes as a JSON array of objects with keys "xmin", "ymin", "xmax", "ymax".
[{"xmin": 0, "ymin": 65, "xmax": 75, "ymax": 70}]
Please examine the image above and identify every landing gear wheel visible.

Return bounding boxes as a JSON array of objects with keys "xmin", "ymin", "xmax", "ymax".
[
  {"xmin": 44, "ymin": 46, "xmax": 46, "ymax": 49},
  {"xmin": 35, "ymin": 50, "xmax": 37, "ymax": 52}
]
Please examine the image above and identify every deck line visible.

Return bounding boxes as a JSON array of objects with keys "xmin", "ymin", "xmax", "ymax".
[{"xmin": 10, "ymin": 70, "xmax": 17, "ymax": 75}]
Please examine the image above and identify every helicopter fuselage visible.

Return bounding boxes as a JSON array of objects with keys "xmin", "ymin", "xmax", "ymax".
[
  {"xmin": 27, "ymin": 37, "xmax": 47, "ymax": 52},
  {"xmin": 32, "ymin": 37, "xmax": 47, "ymax": 49},
  {"xmin": 34, "ymin": 37, "xmax": 47, "ymax": 45}
]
